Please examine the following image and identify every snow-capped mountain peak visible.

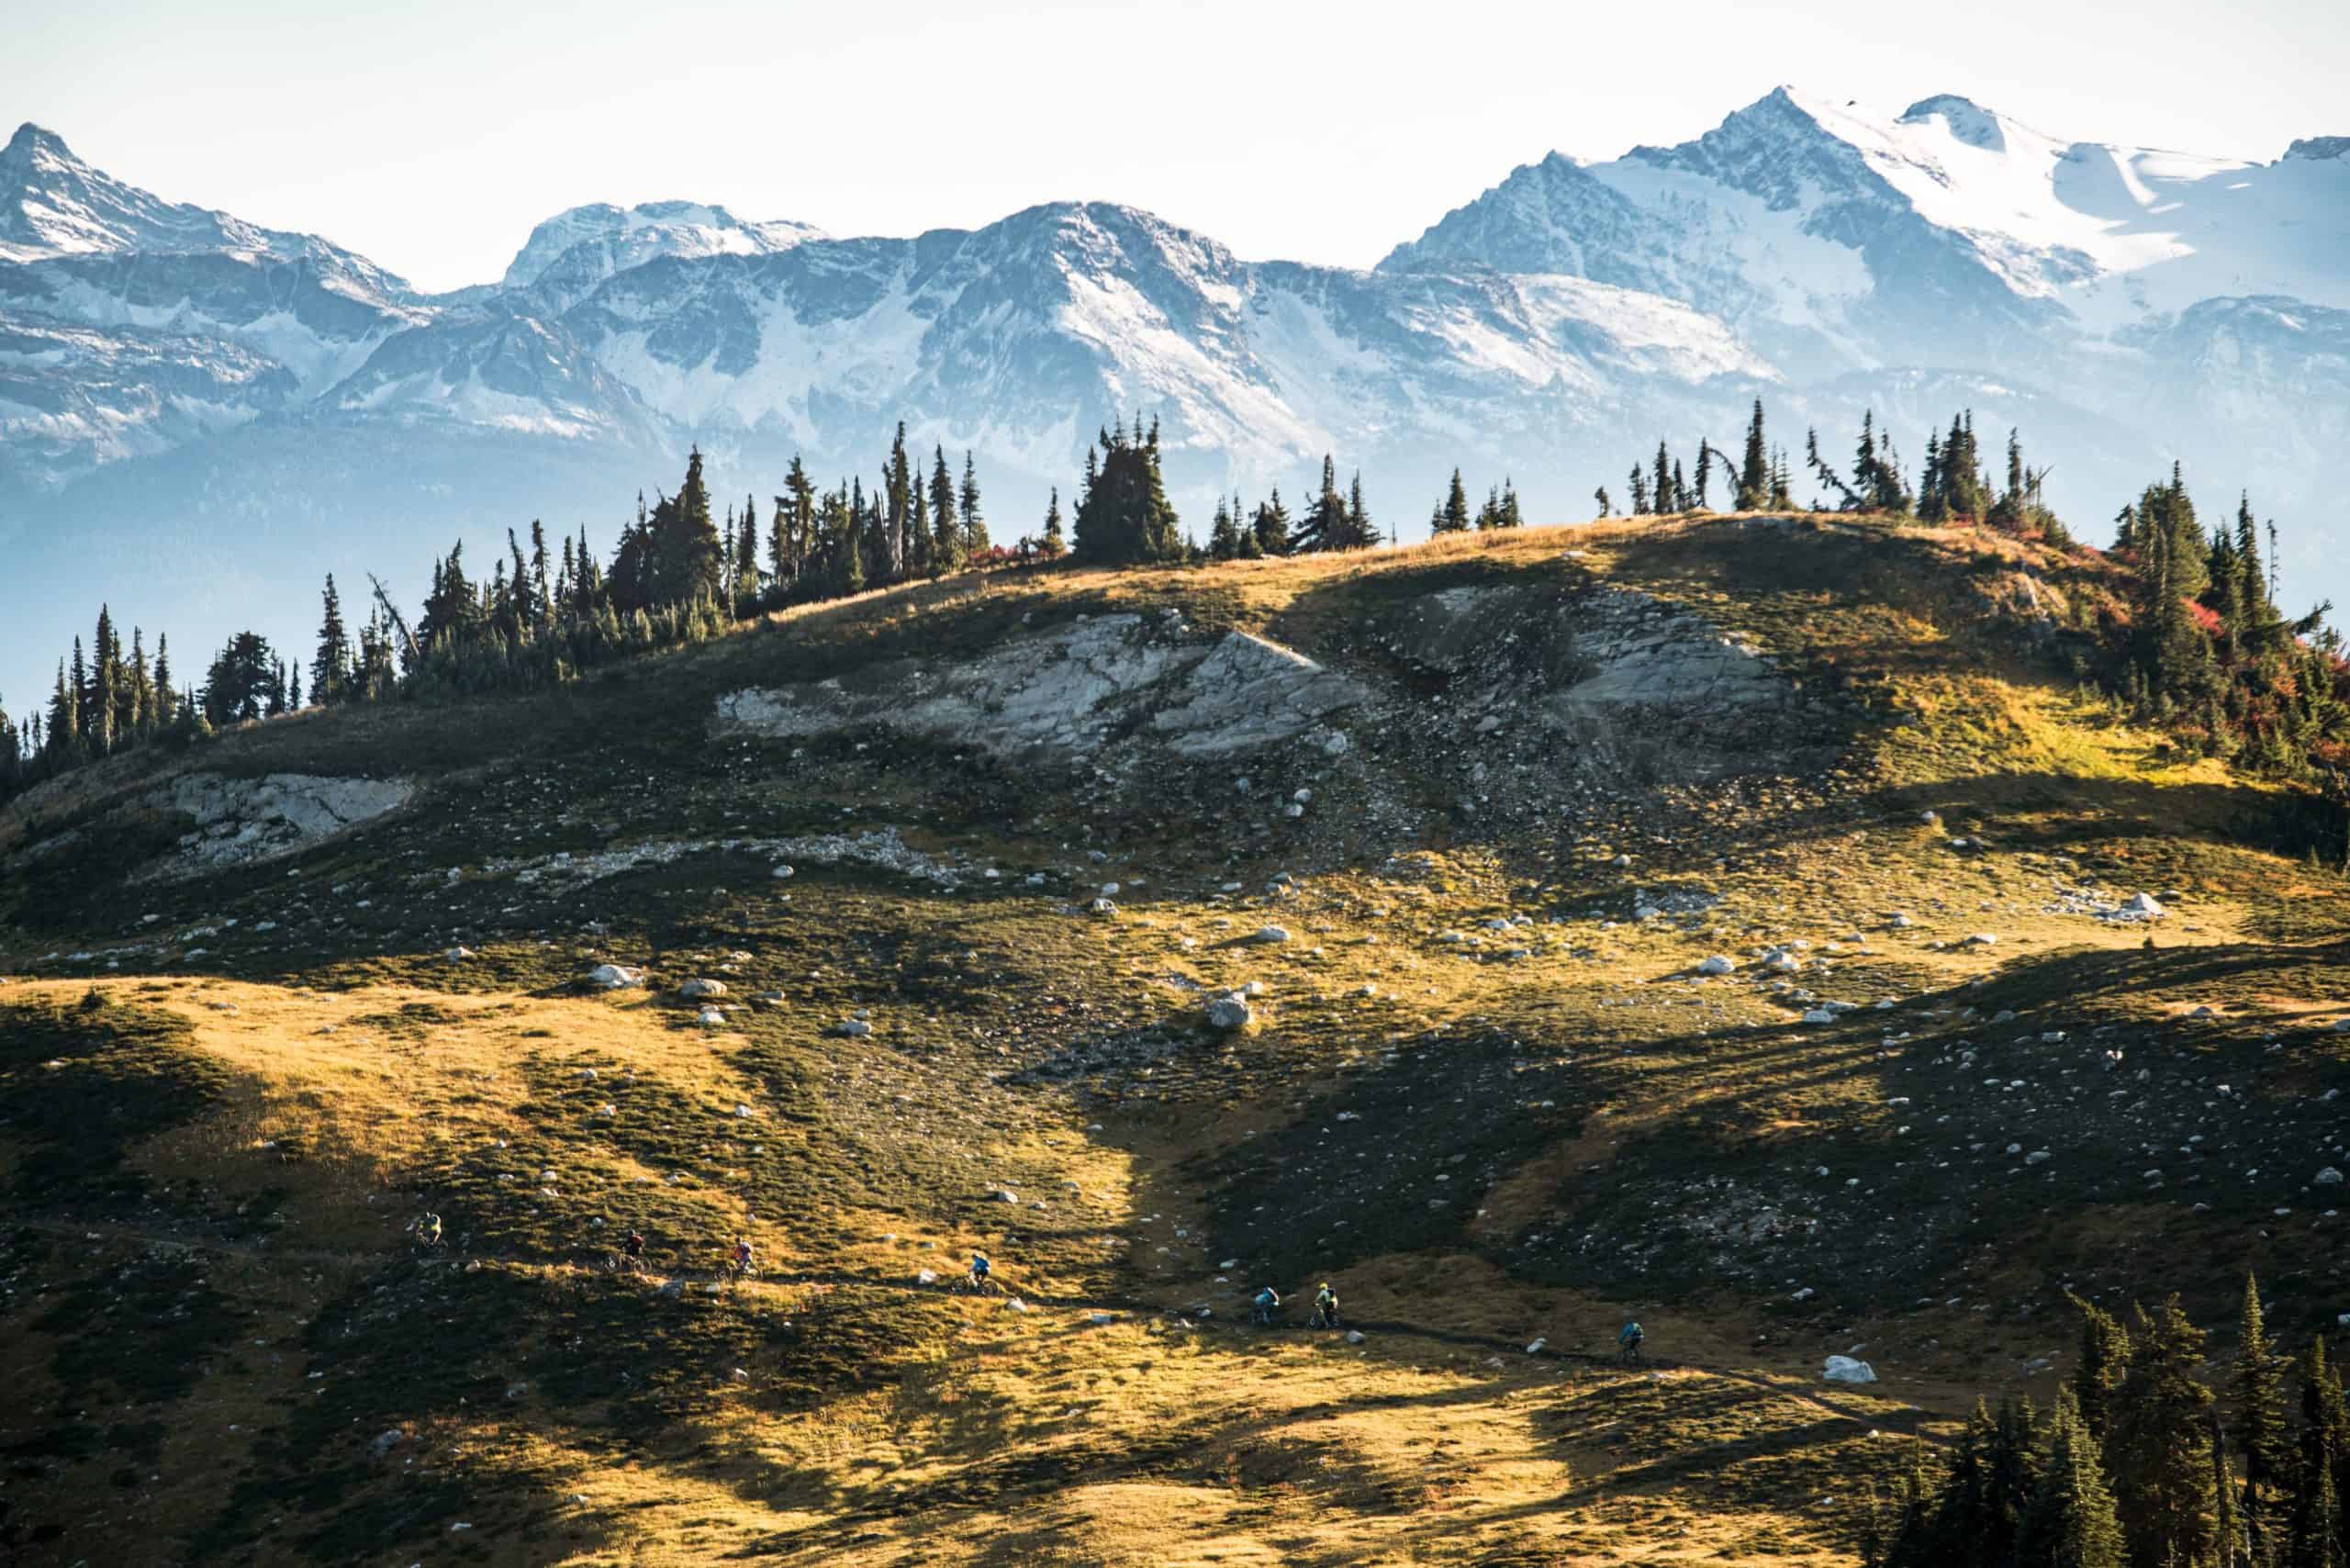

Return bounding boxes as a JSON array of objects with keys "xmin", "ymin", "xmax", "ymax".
[{"xmin": 500, "ymin": 198, "xmax": 828, "ymax": 308}]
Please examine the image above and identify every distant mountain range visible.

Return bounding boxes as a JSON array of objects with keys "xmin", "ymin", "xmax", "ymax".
[{"xmin": 2, "ymin": 89, "xmax": 2345, "ymax": 705}]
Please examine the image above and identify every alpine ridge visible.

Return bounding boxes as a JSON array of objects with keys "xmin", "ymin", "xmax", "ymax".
[{"xmin": 1, "ymin": 89, "xmax": 2344, "ymax": 708}]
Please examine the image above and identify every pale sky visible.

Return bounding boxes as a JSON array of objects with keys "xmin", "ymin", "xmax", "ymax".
[{"xmin": 6, "ymin": 0, "xmax": 2345, "ymax": 293}]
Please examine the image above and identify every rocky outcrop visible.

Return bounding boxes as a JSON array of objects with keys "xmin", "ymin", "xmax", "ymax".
[
  {"xmin": 141, "ymin": 772, "xmax": 412, "ymax": 879},
  {"xmin": 714, "ymin": 613, "xmax": 1361, "ymax": 763}
]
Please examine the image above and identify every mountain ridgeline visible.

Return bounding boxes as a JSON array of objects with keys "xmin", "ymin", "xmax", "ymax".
[
  {"xmin": 3, "ymin": 90, "xmax": 2347, "ymax": 714},
  {"xmin": 7, "ymin": 394, "xmax": 2347, "ymax": 808}
]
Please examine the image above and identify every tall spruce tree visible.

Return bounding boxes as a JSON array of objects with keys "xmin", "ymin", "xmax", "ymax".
[
  {"xmin": 2109, "ymin": 1296, "xmax": 2221, "ymax": 1568},
  {"xmin": 312, "ymin": 575, "xmax": 352, "ymax": 707},
  {"xmin": 959, "ymin": 452, "xmax": 987, "ymax": 557},
  {"xmin": 1043, "ymin": 486, "xmax": 1066, "ymax": 554},
  {"xmin": 1435, "ymin": 469, "xmax": 1471, "ymax": 533},
  {"xmin": 1071, "ymin": 423, "xmax": 1183, "ymax": 565},
  {"xmin": 1737, "ymin": 398, "xmax": 1770, "ymax": 510},
  {"xmin": 1250, "ymin": 486, "xmax": 1291, "ymax": 557},
  {"xmin": 2238, "ymin": 1274, "xmax": 2292, "ymax": 1562},
  {"xmin": 929, "ymin": 445, "xmax": 959, "ymax": 570},
  {"xmin": 2019, "ymin": 1390, "xmax": 2128, "ymax": 1568}
]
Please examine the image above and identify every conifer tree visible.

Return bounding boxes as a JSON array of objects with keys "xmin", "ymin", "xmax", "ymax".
[
  {"xmin": 959, "ymin": 452, "xmax": 987, "ymax": 558},
  {"xmin": 151, "ymin": 634, "xmax": 172, "ymax": 725},
  {"xmin": 2070, "ymin": 1293, "xmax": 2132, "ymax": 1450},
  {"xmin": 2295, "ymin": 1338, "xmax": 2350, "ymax": 1568},
  {"xmin": 1043, "ymin": 486, "xmax": 1066, "ymax": 554},
  {"xmin": 652, "ymin": 447, "xmax": 726, "ymax": 606},
  {"xmin": 1346, "ymin": 471, "xmax": 1374, "ymax": 548},
  {"xmin": 2109, "ymin": 1296, "xmax": 2220, "ymax": 1568},
  {"xmin": 733, "ymin": 493, "xmax": 760, "ymax": 604},
  {"xmin": 90, "ymin": 609, "xmax": 118, "ymax": 756},
  {"xmin": 1071, "ymin": 423, "xmax": 1184, "ymax": 565},
  {"xmin": 1434, "ymin": 469, "xmax": 1472, "ymax": 533},
  {"xmin": 312, "ymin": 575, "xmax": 352, "ymax": 707},
  {"xmin": 1629, "ymin": 465, "xmax": 1650, "ymax": 516},
  {"xmin": 127, "ymin": 627, "xmax": 152, "ymax": 736},
  {"xmin": 1595, "ymin": 486, "xmax": 1613, "ymax": 517},
  {"xmin": 1296, "ymin": 455, "xmax": 1348, "ymax": 551},
  {"xmin": 2019, "ymin": 1390, "xmax": 2128, "ymax": 1568},
  {"xmin": 2237, "ymin": 1274, "xmax": 2292, "ymax": 1562},
  {"xmin": 1208, "ymin": 495, "xmax": 1239, "ymax": 559},
  {"xmin": 930, "ymin": 445, "xmax": 959, "ymax": 570},
  {"xmin": 1737, "ymin": 398, "xmax": 1770, "ymax": 510},
  {"xmin": 1250, "ymin": 487, "xmax": 1292, "ymax": 557}
]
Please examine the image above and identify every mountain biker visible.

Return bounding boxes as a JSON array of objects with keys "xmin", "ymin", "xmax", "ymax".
[
  {"xmin": 621, "ymin": 1229, "xmax": 645, "ymax": 1270},
  {"xmin": 1313, "ymin": 1282, "xmax": 1339, "ymax": 1328},
  {"xmin": 418, "ymin": 1213, "xmax": 443, "ymax": 1249},
  {"xmin": 1253, "ymin": 1286, "xmax": 1281, "ymax": 1325},
  {"xmin": 969, "ymin": 1253, "xmax": 992, "ymax": 1290},
  {"xmin": 732, "ymin": 1236, "xmax": 755, "ymax": 1278},
  {"xmin": 1619, "ymin": 1319, "xmax": 1645, "ymax": 1359}
]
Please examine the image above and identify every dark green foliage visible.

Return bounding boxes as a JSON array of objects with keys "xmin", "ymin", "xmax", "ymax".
[
  {"xmin": 2018, "ymin": 1392, "xmax": 2128, "ymax": 1568},
  {"xmin": 1071, "ymin": 419, "xmax": 1183, "ymax": 565},
  {"xmin": 1432, "ymin": 468, "xmax": 1471, "ymax": 533},
  {"xmin": 2239, "ymin": 1275, "xmax": 2292, "ymax": 1562},
  {"xmin": 2108, "ymin": 1296, "xmax": 2219, "ymax": 1568},
  {"xmin": 1251, "ymin": 485, "xmax": 1292, "ymax": 557},
  {"xmin": 1737, "ymin": 398, "xmax": 1770, "ymax": 510},
  {"xmin": 201, "ymin": 630, "xmax": 284, "ymax": 725},
  {"xmin": 2072, "ymin": 1291, "xmax": 2133, "ymax": 1448}
]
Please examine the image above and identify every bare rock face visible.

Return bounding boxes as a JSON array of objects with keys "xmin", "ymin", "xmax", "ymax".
[
  {"xmin": 142, "ymin": 773, "xmax": 412, "ymax": 879},
  {"xmin": 1550, "ymin": 588, "xmax": 1787, "ymax": 715},
  {"xmin": 714, "ymin": 614, "xmax": 1361, "ymax": 763}
]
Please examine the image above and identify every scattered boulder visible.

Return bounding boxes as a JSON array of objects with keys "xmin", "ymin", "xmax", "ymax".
[
  {"xmin": 1824, "ymin": 1356, "xmax": 1877, "ymax": 1384},
  {"xmin": 1248, "ymin": 925, "xmax": 1292, "ymax": 945},
  {"xmin": 588, "ymin": 964, "xmax": 644, "ymax": 990},
  {"xmin": 2319, "ymin": 1168, "xmax": 2344, "ymax": 1186},
  {"xmin": 679, "ymin": 978, "xmax": 728, "ymax": 1000},
  {"xmin": 832, "ymin": 1017, "xmax": 874, "ymax": 1038},
  {"xmin": 1697, "ymin": 956, "xmax": 1737, "ymax": 977},
  {"xmin": 1204, "ymin": 993, "xmax": 1254, "ymax": 1031}
]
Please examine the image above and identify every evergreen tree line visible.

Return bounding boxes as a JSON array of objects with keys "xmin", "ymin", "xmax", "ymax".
[
  {"xmin": 1205, "ymin": 454, "xmax": 1382, "ymax": 560},
  {"xmin": 1428, "ymin": 468, "xmax": 1525, "ymax": 534},
  {"xmin": 1865, "ymin": 1278, "xmax": 2348, "ymax": 1568},
  {"xmin": 0, "ymin": 417, "xmax": 1398, "ymax": 799},
  {"xmin": 0, "ymin": 607, "xmax": 201, "ymax": 797},
  {"xmin": 2104, "ymin": 466, "xmax": 2344, "ymax": 778}
]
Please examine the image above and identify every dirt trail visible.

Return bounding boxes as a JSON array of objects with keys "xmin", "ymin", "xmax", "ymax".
[{"xmin": 10, "ymin": 1214, "xmax": 1945, "ymax": 1446}]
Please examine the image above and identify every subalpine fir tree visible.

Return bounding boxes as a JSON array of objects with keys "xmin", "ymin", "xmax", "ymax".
[
  {"xmin": 1250, "ymin": 486, "xmax": 1291, "ymax": 557},
  {"xmin": 90, "ymin": 608, "xmax": 118, "ymax": 756},
  {"xmin": 733, "ymin": 493, "xmax": 760, "ymax": 603},
  {"xmin": 1737, "ymin": 398, "xmax": 1770, "ymax": 510},
  {"xmin": 2109, "ymin": 1296, "xmax": 2221, "ymax": 1568},
  {"xmin": 1475, "ymin": 485, "xmax": 1503, "ymax": 530},
  {"xmin": 312, "ymin": 575, "xmax": 352, "ymax": 707},
  {"xmin": 1346, "ymin": 472, "xmax": 1375, "ymax": 547},
  {"xmin": 1694, "ymin": 439, "xmax": 1714, "ymax": 510},
  {"xmin": 1209, "ymin": 495, "xmax": 1241, "ymax": 559},
  {"xmin": 1653, "ymin": 442, "xmax": 1673, "ymax": 514},
  {"xmin": 653, "ymin": 447, "xmax": 726, "ymax": 606},
  {"xmin": 2069, "ymin": 1293, "xmax": 2132, "ymax": 1450},
  {"xmin": 151, "ymin": 634, "xmax": 172, "ymax": 724},
  {"xmin": 1296, "ymin": 455, "xmax": 1348, "ymax": 552},
  {"xmin": 2018, "ymin": 1390, "xmax": 2128, "ymax": 1568},
  {"xmin": 1595, "ymin": 486, "xmax": 1613, "ymax": 517},
  {"xmin": 2296, "ymin": 1339, "xmax": 2350, "ymax": 1568},
  {"xmin": 1071, "ymin": 422, "xmax": 1184, "ymax": 565},
  {"xmin": 2238, "ymin": 1274, "xmax": 2292, "ymax": 1562},
  {"xmin": 1043, "ymin": 486, "xmax": 1066, "ymax": 554},
  {"xmin": 47, "ymin": 658, "xmax": 77, "ymax": 756},
  {"xmin": 127, "ymin": 627, "xmax": 152, "ymax": 736},
  {"xmin": 1438, "ymin": 468, "xmax": 1471, "ymax": 532},
  {"xmin": 1629, "ymin": 465, "xmax": 1650, "ymax": 516},
  {"xmin": 928, "ymin": 445, "xmax": 958, "ymax": 571},
  {"xmin": 778, "ymin": 456, "xmax": 815, "ymax": 590},
  {"xmin": 959, "ymin": 452, "xmax": 987, "ymax": 557}
]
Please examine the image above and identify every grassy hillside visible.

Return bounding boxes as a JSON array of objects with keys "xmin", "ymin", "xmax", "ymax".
[{"xmin": 4, "ymin": 516, "xmax": 2346, "ymax": 1566}]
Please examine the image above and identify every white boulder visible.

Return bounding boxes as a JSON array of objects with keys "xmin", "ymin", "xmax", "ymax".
[{"xmin": 1824, "ymin": 1356, "xmax": 1877, "ymax": 1384}]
